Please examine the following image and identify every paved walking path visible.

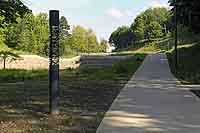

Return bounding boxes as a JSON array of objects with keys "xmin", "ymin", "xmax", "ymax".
[{"xmin": 97, "ymin": 53, "xmax": 200, "ymax": 133}]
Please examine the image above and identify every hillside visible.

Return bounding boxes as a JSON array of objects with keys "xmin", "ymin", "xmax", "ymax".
[{"xmin": 167, "ymin": 39, "xmax": 200, "ymax": 84}]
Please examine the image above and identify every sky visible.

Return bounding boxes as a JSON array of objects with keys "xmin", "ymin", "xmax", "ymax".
[{"xmin": 25, "ymin": 0, "xmax": 169, "ymax": 40}]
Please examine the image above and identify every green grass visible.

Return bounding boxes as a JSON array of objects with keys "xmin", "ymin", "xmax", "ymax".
[
  {"xmin": 167, "ymin": 41, "xmax": 200, "ymax": 84},
  {"xmin": 122, "ymin": 37, "xmax": 174, "ymax": 54},
  {"xmin": 86, "ymin": 53, "xmax": 146, "ymax": 81},
  {"xmin": 0, "ymin": 69, "xmax": 48, "ymax": 82},
  {"xmin": 0, "ymin": 53, "xmax": 146, "ymax": 132},
  {"xmin": 139, "ymin": 44, "xmax": 161, "ymax": 53},
  {"xmin": 111, "ymin": 51, "xmax": 135, "ymax": 56},
  {"xmin": 166, "ymin": 27, "xmax": 200, "ymax": 84}
]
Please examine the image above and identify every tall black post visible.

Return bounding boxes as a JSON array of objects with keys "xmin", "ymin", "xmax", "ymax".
[
  {"xmin": 49, "ymin": 10, "xmax": 60, "ymax": 115},
  {"xmin": 174, "ymin": 1, "xmax": 178, "ymax": 74}
]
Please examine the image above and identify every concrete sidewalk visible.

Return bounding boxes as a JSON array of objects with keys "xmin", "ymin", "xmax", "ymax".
[{"xmin": 97, "ymin": 53, "xmax": 200, "ymax": 133}]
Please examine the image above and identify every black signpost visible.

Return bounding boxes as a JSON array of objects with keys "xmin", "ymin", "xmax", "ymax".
[{"xmin": 49, "ymin": 10, "xmax": 60, "ymax": 115}]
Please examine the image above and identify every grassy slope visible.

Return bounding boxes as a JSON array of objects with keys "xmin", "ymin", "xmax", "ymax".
[
  {"xmin": 0, "ymin": 53, "xmax": 146, "ymax": 132},
  {"xmin": 123, "ymin": 37, "xmax": 174, "ymax": 54},
  {"xmin": 165, "ymin": 25, "xmax": 200, "ymax": 84},
  {"xmin": 167, "ymin": 42, "xmax": 200, "ymax": 84}
]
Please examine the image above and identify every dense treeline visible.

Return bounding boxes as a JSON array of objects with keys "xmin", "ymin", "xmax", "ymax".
[
  {"xmin": 0, "ymin": 0, "xmax": 107, "ymax": 57},
  {"xmin": 109, "ymin": 7, "xmax": 171, "ymax": 50},
  {"xmin": 109, "ymin": 26, "xmax": 133, "ymax": 49},
  {"xmin": 0, "ymin": 0, "xmax": 31, "ymax": 28},
  {"xmin": 2, "ymin": 0, "xmax": 200, "ymax": 54},
  {"xmin": 110, "ymin": 0, "xmax": 200, "ymax": 50}
]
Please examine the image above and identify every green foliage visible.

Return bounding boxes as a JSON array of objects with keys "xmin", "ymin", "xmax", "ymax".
[
  {"xmin": 6, "ymin": 4, "xmax": 114, "ymax": 59},
  {"xmin": 1, "ymin": 11, "xmax": 106, "ymax": 57},
  {"xmin": 145, "ymin": 21, "xmax": 164, "ymax": 40},
  {"xmin": 99, "ymin": 39, "xmax": 108, "ymax": 52},
  {"xmin": 131, "ymin": 7, "xmax": 171, "ymax": 41},
  {"xmin": 60, "ymin": 16, "xmax": 70, "ymax": 35},
  {"xmin": 4, "ymin": 23, "xmax": 18, "ymax": 48},
  {"xmin": 63, "ymin": 44, "xmax": 78, "ymax": 58},
  {"xmin": 109, "ymin": 26, "xmax": 133, "ymax": 50},
  {"xmin": 4, "ymin": 13, "xmax": 49, "ymax": 55},
  {"xmin": 70, "ymin": 25, "xmax": 88, "ymax": 52},
  {"xmin": 1, "ymin": 3, "xmax": 107, "ymax": 57},
  {"xmin": 131, "ymin": 16, "xmax": 145, "ymax": 40},
  {"xmin": 0, "ymin": 0, "xmax": 31, "ymax": 28},
  {"xmin": 110, "ymin": 7, "xmax": 171, "ymax": 51},
  {"xmin": 60, "ymin": 16, "xmax": 70, "ymax": 55},
  {"xmin": 86, "ymin": 28, "xmax": 99, "ymax": 53},
  {"xmin": 69, "ymin": 25, "xmax": 103, "ymax": 53}
]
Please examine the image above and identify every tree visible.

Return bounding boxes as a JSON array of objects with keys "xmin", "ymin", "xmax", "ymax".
[
  {"xmin": 131, "ymin": 16, "xmax": 145, "ymax": 41},
  {"xmin": 0, "ymin": 0, "xmax": 31, "ymax": 28},
  {"xmin": 69, "ymin": 25, "xmax": 100, "ymax": 53},
  {"xmin": 145, "ymin": 21, "xmax": 163, "ymax": 40},
  {"xmin": 4, "ymin": 23, "xmax": 18, "ymax": 48},
  {"xmin": 86, "ymin": 29, "xmax": 98, "ymax": 53},
  {"xmin": 15, "ymin": 13, "xmax": 49, "ymax": 55},
  {"xmin": 60, "ymin": 16, "xmax": 70, "ymax": 55},
  {"xmin": 130, "ymin": 7, "xmax": 171, "ymax": 41},
  {"xmin": 109, "ymin": 26, "xmax": 133, "ymax": 50},
  {"xmin": 14, "ymin": 13, "xmax": 33, "ymax": 51},
  {"xmin": 60, "ymin": 16, "xmax": 70, "ymax": 37},
  {"xmin": 70, "ymin": 25, "xmax": 88, "ymax": 53},
  {"xmin": 0, "ymin": 50, "xmax": 21, "ymax": 69},
  {"xmin": 34, "ymin": 13, "xmax": 49, "ymax": 55},
  {"xmin": 99, "ymin": 39, "xmax": 108, "ymax": 52}
]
